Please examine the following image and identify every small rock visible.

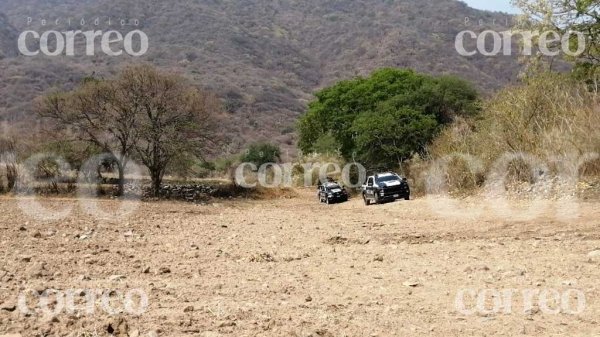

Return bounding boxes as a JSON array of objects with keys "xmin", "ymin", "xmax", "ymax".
[
  {"xmin": 525, "ymin": 307, "xmax": 541, "ymax": 316},
  {"xmin": 142, "ymin": 267, "xmax": 151, "ymax": 274},
  {"xmin": 587, "ymin": 250, "xmax": 600, "ymax": 258},
  {"xmin": 129, "ymin": 330, "xmax": 140, "ymax": 337},
  {"xmin": 31, "ymin": 231, "xmax": 42, "ymax": 239},
  {"xmin": 78, "ymin": 275, "xmax": 91, "ymax": 281},
  {"xmin": 106, "ymin": 317, "xmax": 129, "ymax": 337},
  {"xmin": 109, "ymin": 275, "xmax": 126, "ymax": 282},
  {"xmin": 27, "ymin": 263, "xmax": 47, "ymax": 278},
  {"xmin": 305, "ymin": 296, "xmax": 313, "ymax": 302},
  {"xmin": 374, "ymin": 255, "xmax": 384, "ymax": 262},
  {"xmin": 218, "ymin": 321, "xmax": 236, "ymax": 328},
  {"xmin": 0, "ymin": 302, "xmax": 16, "ymax": 312},
  {"xmin": 158, "ymin": 267, "xmax": 171, "ymax": 275},
  {"xmin": 402, "ymin": 280, "xmax": 421, "ymax": 288},
  {"xmin": 183, "ymin": 305, "xmax": 194, "ymax": 313}
]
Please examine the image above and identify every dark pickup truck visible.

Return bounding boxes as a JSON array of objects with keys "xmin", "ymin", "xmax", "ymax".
[
  {"xmin": 318, "ymin": 182, "xmax": 349, "ymax": 204},
  {"xmin": 362, "ymin": 173, "xmax": 410, "ymax": 205}
]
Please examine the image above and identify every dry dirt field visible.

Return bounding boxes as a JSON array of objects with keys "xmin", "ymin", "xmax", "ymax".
[{"xmin": 0, "ymin": 191, "xmax": 599, "ymax": 337}]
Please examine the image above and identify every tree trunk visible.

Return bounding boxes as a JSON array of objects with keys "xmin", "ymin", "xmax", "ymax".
[
  {"xmin": 116, "ymin": 161, "xmax": 125, "ymax": 197},
  {"xmin": 5, "ymin": 163, "xmax": 17, "ymax": 192},
  {"xmin": 150, "ymin": 169, "xmax": 162, "ymax": 198}
]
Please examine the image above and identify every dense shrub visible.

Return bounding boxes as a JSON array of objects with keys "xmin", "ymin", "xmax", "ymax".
[
  {"xmin": 298, "ymin": 68, "xmax": 479, "ymax": 170},
  {"xmin": 241, "ymin": 143, "xmax": 281, "ymax": 167}
]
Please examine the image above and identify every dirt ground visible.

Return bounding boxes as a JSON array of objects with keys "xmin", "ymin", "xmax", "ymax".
[{"xmin": 0, "ymin": 190, "xmax": 599, "ymax": 337}]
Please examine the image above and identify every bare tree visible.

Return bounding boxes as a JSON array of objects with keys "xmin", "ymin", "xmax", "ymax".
[
  {"xmin": 37, "ymin": 78, "xmax": 137, "ymax": 196},
  {"xmin": 120, "ymin": 65, "xmax": 218, "ymax": 196},
  {"xmin": 37, "ymin": 64, "xmax": 220, "ymax": 197}
]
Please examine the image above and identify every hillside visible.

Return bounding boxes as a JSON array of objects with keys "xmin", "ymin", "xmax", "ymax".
[
  {"xmin": 0, "ymin": 13, "xmax": 18, "ymax": 59},
  {"xmin": 0, "ymin": 0, "xmax": 520, "ymax": 156}
]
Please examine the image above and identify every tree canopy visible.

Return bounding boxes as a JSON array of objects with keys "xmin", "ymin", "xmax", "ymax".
[
  {"xmin": 37, "ymin": 64, "xmax": 221, "ymax": 196},
  {"xmin": 298, "ymin": 68, "xmax": 479, "ymax": 170},
  {"xmin": 513, "ymin": 0, "xmax": 600, "ymax": 83}
]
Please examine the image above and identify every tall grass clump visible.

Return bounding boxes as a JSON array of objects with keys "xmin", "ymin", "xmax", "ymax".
[{"xmin": 423, "ymin": 73, "xmax": 600, "ymax": 193}]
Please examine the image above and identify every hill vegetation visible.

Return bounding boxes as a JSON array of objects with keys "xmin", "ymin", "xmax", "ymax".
[
  {"xmin": 411, "ymin": 0, "xmax": 600, "ymax": 195},
  {"xmin": 0, "ymin": 13, "xmax": 18, "ymax": 58},
  {"xmin": 0, "ymin": 0, "xmax": 520, "ymax": 156},
  {"xmin": 295, "ymin": 0, "xmax": 599, "ymax": 195}
]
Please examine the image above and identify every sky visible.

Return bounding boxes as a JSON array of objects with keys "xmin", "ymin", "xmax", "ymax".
[{"xmin": 462, "ymin": 0, "xmax": 521, "ymax": 14}]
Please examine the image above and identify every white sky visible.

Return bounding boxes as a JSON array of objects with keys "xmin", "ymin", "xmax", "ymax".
[{"xmin": 462, "ymin": 0, "xmax": 521, "ymax": 14}]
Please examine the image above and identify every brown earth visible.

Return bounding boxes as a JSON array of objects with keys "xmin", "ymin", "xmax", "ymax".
[{"xmin": 0, "ymin": 190, "xmax": 599, "ymax": 336}]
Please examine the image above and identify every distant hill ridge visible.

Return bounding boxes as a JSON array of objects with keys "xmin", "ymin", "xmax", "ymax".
[{"xmin": 0, "ymin": 0, "xmax": 520, "ymax": 154}]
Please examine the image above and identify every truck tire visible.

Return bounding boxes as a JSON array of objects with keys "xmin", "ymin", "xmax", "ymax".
[{"xmin": 363, "ymin": 194, "xmax": 371, "ymax": 206}]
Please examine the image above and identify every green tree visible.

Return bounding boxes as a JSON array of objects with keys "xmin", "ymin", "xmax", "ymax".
[
  {"xmin": 312, "ymin": 132, "xmax": 341, "ymax": 155},
  {"xmin": 241, "ymin": 143, "xmax": 281, "ymax": 167},
  {"xmin": 298, "ymin": 68, "xmax": 478, "ymax": 169},
  {"xmin": 352, "ymin": 107, "xmax": 438, "ymax": 170}
]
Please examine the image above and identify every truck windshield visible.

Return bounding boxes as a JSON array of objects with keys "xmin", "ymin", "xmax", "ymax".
[{"xmin": 376, "ymin": 175, "xmax": 400, "ymax": 184}]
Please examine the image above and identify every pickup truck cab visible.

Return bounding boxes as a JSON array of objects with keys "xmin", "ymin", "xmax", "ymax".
[
  {"xmin": 362, "ymin": 173, "xmax": 410, "ymax": 205},
  {"xmin": 318, "ymin": 182, "xmax": 349, "ymax": 204}
]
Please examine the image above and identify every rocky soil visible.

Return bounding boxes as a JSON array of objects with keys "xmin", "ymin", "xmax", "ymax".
[{"xmin": 0, "ymin": 191, "xmax": 598, "ymax": 336}]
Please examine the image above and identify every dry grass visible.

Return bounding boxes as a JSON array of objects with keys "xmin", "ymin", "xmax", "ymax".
[{"xmin": 413, "ymin": 74, "xmax": 600, "ymax": 195}]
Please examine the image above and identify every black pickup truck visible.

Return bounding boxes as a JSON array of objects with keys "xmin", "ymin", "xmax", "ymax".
[
  {"xmin": 362, "ymin": 173, "xmax": 410, "ymax": 205},
  {"xmin": 318, "ymin": 181, "xmax": 349, "ymax": 204}
]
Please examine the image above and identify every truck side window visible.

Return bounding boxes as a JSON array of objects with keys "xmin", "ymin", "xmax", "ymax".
[{"xmin": 367, "ymin": 178, "xmax": 373, "ymax": 187}]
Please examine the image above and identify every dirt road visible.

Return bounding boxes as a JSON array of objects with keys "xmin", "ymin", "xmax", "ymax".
[{"xmin": 0, "ymin": 191, "xmax": 599, "ymax": 336}]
